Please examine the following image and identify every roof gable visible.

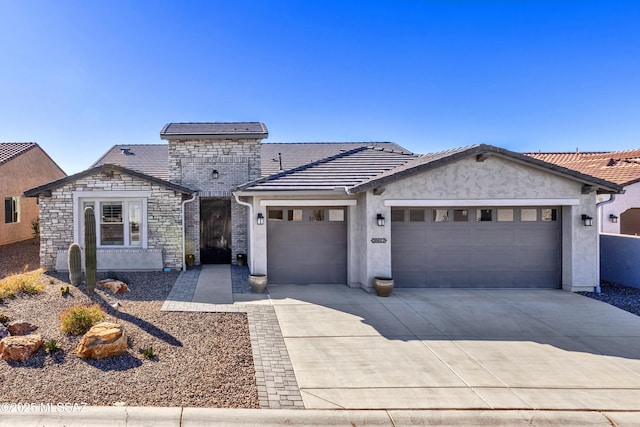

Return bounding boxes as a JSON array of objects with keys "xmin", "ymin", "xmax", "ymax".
[
  {"xmin": 349, "ymin": 144, "xmax": 623, "ymax": 194},
  {"xmin": 24, "ymin": 164, "xmax": 194, "ymax": 197},
  {"xmin": 0, "ymin": 142, "xmax": 37, "ymax": 166},
  {"xmin": 238, "ymin": 146, "xmax": 417, "ymax": 192},
  {"xmin": 527, "ymin": 150, "xmax": 640, "ymax": 186}
]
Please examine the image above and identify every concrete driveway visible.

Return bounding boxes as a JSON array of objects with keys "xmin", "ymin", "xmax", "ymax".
[{"xmin": 262, "ymin": 285, "xmax": 640, "ymax": 410}]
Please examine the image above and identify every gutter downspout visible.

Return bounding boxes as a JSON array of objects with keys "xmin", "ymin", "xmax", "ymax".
[
  {"xmin": 233, "ymin": 192, "xmax": 254, "ymax": 273},
  {"xmin": 595, "ymin": 194, "xmax": 616, "ymax": 293},
  {"xmin": 181, "ymin": 193, "xmax": 197, "ymax": 271}
]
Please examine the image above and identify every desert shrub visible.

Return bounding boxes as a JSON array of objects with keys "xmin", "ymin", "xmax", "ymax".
[
  {"xmin": 44, "ymin": 339, "xmax": 62, "ymax": 355},
  {"xmin": 0, "ymin": 270, "xmax": 45, "ymax": 301},
  {"xmin": 0, "ymin": 313, "xmax": 9, "ymax": 324},
  {"xmin": 140, "ymin": 346, "xmax": 157, "ymax": 360},
  {"xmin": 60, "ymin": 304, "xmax": 105, "ymax": 336}
]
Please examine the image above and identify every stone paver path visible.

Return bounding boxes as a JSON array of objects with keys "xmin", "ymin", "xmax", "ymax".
[{"xmin": 161, "ymin": 267, "xmax": 303, "ymax": 409}]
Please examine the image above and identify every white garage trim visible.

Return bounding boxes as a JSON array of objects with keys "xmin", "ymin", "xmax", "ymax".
[
  {"xmin": 384, "ymin": 198, "xmax": 580, "ymax": 207},
  {"xmin": 260, "ymin": 199, "xmax": 357, "ymax": 207}
]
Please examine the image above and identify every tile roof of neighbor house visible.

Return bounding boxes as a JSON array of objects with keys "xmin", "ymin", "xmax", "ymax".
[
  {"xmin": 0, "ymin": 142, "xmax": 37, "ymax": 166},
  {"xmin": 349, "ymin": 144, "xmax": 624, "ymax": 194},
  {"xmin": 160, "ymin": 122, "xmax": 268, "ymax": 139},
  {"xmin": 527, "ymin": 150, "xmax": 640, "ymax": 186},
  {"xmin": 23, "ymin": 164, "xmax": 194, "ymax": 197},
  {"xmin": 238, "ymin": 146, "xmax": 418, "ymax": 191},
  {"xmin": 92, "ymin": 144, "xmax": 170, "ymax": 180}
]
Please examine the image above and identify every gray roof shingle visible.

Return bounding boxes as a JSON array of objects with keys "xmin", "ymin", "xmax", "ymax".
[
  {"xmin": 239, "ymin": 146, "xmax": 418, "ymax": 191},
  {"xmin": 91, "ymin": 142, "xmax": 413, "ymax": 183},
  {"xmin": 0, "ymin": 142, "xmax": 37, "ymax": 166},
  {"xmin": 261, "ymin": 142, "xmax": 412, "ymax": 177},
  {"xmin": 92, "ymin": 145, "xmax": 170, "ymax": 181},
  {"xmin": 160, "ymin": 122, "xmax": 268, "ymax": 139}
]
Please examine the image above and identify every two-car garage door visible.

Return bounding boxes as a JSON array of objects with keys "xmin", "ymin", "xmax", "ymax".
[{"xmin": 391, "ymin": 207, "xmax": 562, "ymax": 288}]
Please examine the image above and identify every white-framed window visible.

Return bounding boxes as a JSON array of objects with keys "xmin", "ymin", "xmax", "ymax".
[
  {"xmin": 4, "ymin": 197, "xmax": 20, "ymax": 224},
  {"xmin": 78, "ymin": 197, "xmax": 147, "ymax": 248}
]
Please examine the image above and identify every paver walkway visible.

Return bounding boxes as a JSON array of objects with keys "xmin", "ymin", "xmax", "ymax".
[{"xmin": 161, "ymin": 266, "xmax": 303, "ymax": 409}]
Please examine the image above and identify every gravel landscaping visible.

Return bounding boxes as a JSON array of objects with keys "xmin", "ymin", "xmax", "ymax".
[
  {"xmin": 0, "ymin": 238, "xmax": 40, "ymax": 279},
  {"xmin": 0, "ymin": 259, "xmax": 259, "ymax": 407},
  {"xmin": 579, "ymin": 282, "xmax": 640, "ymax": 317}
]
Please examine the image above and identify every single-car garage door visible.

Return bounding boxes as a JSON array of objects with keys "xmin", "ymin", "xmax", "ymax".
[
  {"xmin": 391, "ymin": 207, "xmax": 561, "ymax": 288},
  {"xmin": 267, "ymin": 207, "xmax": 347, "ymax": 284}
]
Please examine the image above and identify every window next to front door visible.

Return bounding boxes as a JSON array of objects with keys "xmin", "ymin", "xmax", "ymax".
[{"xmin": 79, "ymin": 198, "xmax": 146, "ymax": 248}]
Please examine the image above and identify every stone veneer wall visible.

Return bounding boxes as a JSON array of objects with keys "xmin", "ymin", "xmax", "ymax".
[
  {"xmin": 168, "ymin": 138, "xmax": 262, "ymax": 265},
  {"xmin": 38, "ymin": 170, "xmax": 184, "ymax": 270}
]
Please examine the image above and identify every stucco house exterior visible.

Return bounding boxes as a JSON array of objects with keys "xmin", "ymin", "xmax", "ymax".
[
  {"xmin": 25, "ymin": 123, "xmax": 622, "ymax": 292},
  {"xmin": 528, "ymin": 150, "xmax": 640, "ymax": 235},
  {"xmin": 0, "ymin": 143, "xmax": 66, "ymax": 245}
]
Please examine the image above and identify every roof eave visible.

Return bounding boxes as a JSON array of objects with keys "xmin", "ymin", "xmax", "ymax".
[
  {"xmin": 160, "ymin": 132, "xmax": 268, "ymax": 141},
  {"xmin": 24, "ymin": 164, "xmax": 195, "ymax": 197}
]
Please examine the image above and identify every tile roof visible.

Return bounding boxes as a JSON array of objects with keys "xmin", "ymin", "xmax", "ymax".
[
  {"xmin": 261, "ymin": 142, "xmax": 411, "ymax": 177},
  {"xmin": 527, "ymin": 150, "xmax": 640, "ymax": 186},
  {"xmin": 238, "ymin": 146, "xmax": 418, "ymax": 191},
  {"xmin": 160, "ymin": 122, "xmax": 268, "ymax": 139},
  {"xmin": 91, "ymin": 142, "xmax": 413, "ymax": 182},
  {"xmin": 92, "ymin": 144, "xmax": 170, "ymax": 181},
  {"xmin": 0, "ymin": 142, "xmax": 37, "ymax": 166},
  {"xmin": 349, "ymin": 144, "xmax": 623, "ymax": 194}
]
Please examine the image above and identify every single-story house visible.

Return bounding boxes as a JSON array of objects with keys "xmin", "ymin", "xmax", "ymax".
[
  {"xmin": 528, "ymin": 150, "xmax": 640, "ymax": 235},
  {"xmin": 0, "ymin": 142, "xmax": 66, "ymax": 245},
  {"xmin": 25, "ymin": 122, "xmax": 622, "ymax": 292}
]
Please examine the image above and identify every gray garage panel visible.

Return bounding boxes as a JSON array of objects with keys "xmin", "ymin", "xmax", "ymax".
[
  {"xmin": 391, "ymin": 207, "xmax": 561, "ymax": 288},
  {"xmin": 267, "ymin": 207, "xmax": 347, "ymax": 284}
]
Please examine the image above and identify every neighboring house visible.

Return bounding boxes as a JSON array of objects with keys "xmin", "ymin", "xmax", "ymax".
[
  {"xmin": 25, "ymin": 123, "xmax": 622, "ymax": 292},
  {"xmin": 0, "ymin": 143, "xmax": 66, "ymax": 245},
  {"xmin": 528, "ymin": 150, "xmax": 640, "ymax": 235}
]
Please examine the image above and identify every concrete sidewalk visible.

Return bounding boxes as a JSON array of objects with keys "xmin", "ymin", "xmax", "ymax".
[{"xmin": 2, "ymin": 407, "xmax": 639, "ymax": 426}]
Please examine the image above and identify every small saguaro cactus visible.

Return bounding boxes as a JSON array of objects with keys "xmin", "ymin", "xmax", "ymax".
[
  {"xmin": 67, "ymin": 243, "xmax": 82, "ymax": 286},
  {"xmin": 84, "ymin": 206, "xmax": 97, "ymax": 294}
]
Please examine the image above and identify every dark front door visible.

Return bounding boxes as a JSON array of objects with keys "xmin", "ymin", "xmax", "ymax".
[{"xmin": 200, "ymin": 198, "xmax": 231, "ymax": 264}]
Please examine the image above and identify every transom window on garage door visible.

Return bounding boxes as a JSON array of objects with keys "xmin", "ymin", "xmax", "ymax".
[
  {"xmin": 391, "ymin": 208, "xmax": 558, "ymax": 223},
  {"xmin": 267, "ymin": 208, "xmax": 345, "ymax": 222}
]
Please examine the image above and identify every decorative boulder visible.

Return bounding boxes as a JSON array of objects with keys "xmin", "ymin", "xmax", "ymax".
[
  {"xmin": 7, "ymin": 321, "xmax": 38, "ymax": 336},
  {"xmin": 0, "ymin": 324, "xmax": 8, "ymax": 340},
  {"xmin": 97, "ymin": 279, "xmax": 130, "ymax": 295},
  {"xmin": 76, "ymin": 322, "xmax": 127, "ymax": 359},
  {"xmin": 0, "ymin": 334, "xmax": 43, "ymax": 362}
]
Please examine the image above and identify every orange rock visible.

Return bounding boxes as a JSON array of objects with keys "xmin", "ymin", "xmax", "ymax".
[
  {"xmin": 0, "ymin": 334, "xmax": 43, "ymax": 362},
  {"xmin": 97, "ymin": 279, "xmax": 130, "ymax": 294},
  {"xmin": 75, "ymin": 322, "xmax": 127, "ymax": 359}
]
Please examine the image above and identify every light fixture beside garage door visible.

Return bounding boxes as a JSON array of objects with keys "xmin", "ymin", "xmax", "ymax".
[
  {"xmin": 581, "ymin": 214, "xmax": 594, "ymax": 226},
  {"xmin": 256, "ymin": 213, "xmax": 265, "ymax": 225},
  {"xmin": 376, "ymin": 213, "xmax": 385, "ymax": 226}
]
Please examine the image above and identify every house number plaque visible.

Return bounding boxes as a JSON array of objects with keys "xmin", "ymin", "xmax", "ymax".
[{"xmin": 371, "ymin": 238, "xmax": 387, "ymax": 244}]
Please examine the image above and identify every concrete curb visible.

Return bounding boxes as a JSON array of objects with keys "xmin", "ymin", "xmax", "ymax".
[{"xmin": 1, "ymin": 407, "xmax": 639, "ymax": 426}]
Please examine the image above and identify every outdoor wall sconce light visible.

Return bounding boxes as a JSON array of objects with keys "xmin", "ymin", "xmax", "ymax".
[
  {"xmin": 376, "ymin": 213, "xmax": 385, "ymax": 226},
  {"xmin": 581, "ymin": 214, "xmax": 593, "ymax": 227},
  {"xmin": 212, "ymin": 170, "xmax": 219, "ymax": 179},
  {"xmin": 609, "ymin": 214, "xmax": 619, "ymax": 223},
  {"xmin": 257, "ymin": 213, "xmax": 265, "ymax": 225}
]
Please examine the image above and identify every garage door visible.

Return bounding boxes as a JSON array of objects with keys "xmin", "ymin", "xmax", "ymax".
[
  {"xmin": 391, "ymin": 207, "xmax": 561, "ymax": 288},
  {"xmin": 267, "ymin": 207, "xmax": 347, "ymax": 284}
]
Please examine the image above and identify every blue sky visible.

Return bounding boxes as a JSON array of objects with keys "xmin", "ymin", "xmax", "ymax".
[{"xmin": 1, "ymin": 0, "xmax": 639, "ymax": 175}]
